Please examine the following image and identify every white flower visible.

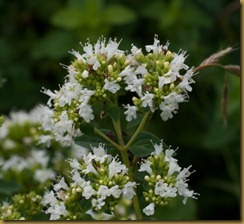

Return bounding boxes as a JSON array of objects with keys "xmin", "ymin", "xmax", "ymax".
[
  {"xmin": 83, "ymin": 184, "xmax": 96, "ymax": 199},
  {"xmin": 170, "ymin": 50, "xmax": 189, "ymax": 73},
  {"xmin": 131, "ymin": 45, "xmax": 142, "ymax": 56},
  {"xmin": 38, "ymin": 135, "xmax": 53, "ymax": 147},
  {"xmin": 151, "ymin": 141, "xmax": 164, "ymax": 156},
  {"xmin": 57, "ymin": 82, "xmax": 81, "ymax": 107},
  {"xmin": 97, "ymin": 185, "xmax": 111, "ymax": 199},
  {"xmin": 69, "ymin": 158, "xmax": 81, "ymax": 171},
  {"xmin": 178, "ymin": 68, "xmax": 195, "ymax": 92},
  {"xmin": 83, "ymin": 163, "xmax": 98, "ymax": 175},
  {"xmin": 143, "ymin": 203, "xmax": 155, "ymax": 216},
  {"xmin": 92, "ymin": 144, "xmax": 111, "ymax": 163},
  {"xmin": 176, "ymin": 165, "xmax": 193, "ymax": 181},
  {"xmin": 28, "ymin": 149, "xmax": 49, "ymax": 167},
  {"xmin": 135, "ymin": 64, "xmax": 148, "ymax": 75},
  {"xmin": 78, "ymin": 103, "xmax": 94, "ymax": 123},
  {"xmin": 34, "ymin": 169, "xmax": 56, "ymax": 183},
  {"xmin": 103, "ymin": 79, "xmax": 120, "ymax": 94},
  {"xmin": 175, "ymin": 179, "xmax": 199, "ymax": 204},
  {"xmin": 154, "ymin": 179, "xmax": 177, "ymax": 198},
  {"xmin": 71, "ymin": 170, "xmax": 85, "ymax": 186},
  {"xmin": 41, "ymin": 88, "xmax": 58, "ymax": 107},
  {"xmin": 124, "ymin": 104, "xmax": 138, "ymax": 122},
  {"xmin": 160, "ymin": 105, "xmax": 175, "ymax": 121},
  {"xmin": 46, "ymin": 202, "xmax": 69, "ymax": 220},
  {"xmin": 108, "ymin": 157, "xmax": 127, "ymax": 179},
  {"xmin": 53, "ymin": 177, "xmax": 69, "ymax": 191},
  {"xmin": 122, "ymin": 181, "xmax": 136, "ymax": 200},
  {"xmin": 79, "ymin": 88, "xmax": 95, "ymax": 104},
  {"xmin": 35, "ymin": 105, "xmax": 54, "ymax": 132},
  {"xmin": 158, "ymin": 76, "xmax": 171, "ymax": 89},
  {"xmin": 42, "ymin": 191, "xmax": 58, "ymax": 206},
  {"xmin": 109, "ymin": 185, "xmax": 122, "ymax": 198},
  {"xmin": 141, "ymin": 92, "xmax": 154, "ymax": 108},
  {"xmin": 92, "ymin": 198, "xmax": 105, "ymax": 210},
  {"xmin": 0, "ymin": 124, "xmax": 8, "ymax": 139},
  {"xmin": 138, "ymin": 160, "xmax": 153, "ymax": 174},
  {"xmin": 145, "ymin": 36, "xmax": 164, "ymax": 54},
  {"xmin": 2, "ymin": 156, "xmax": 28, "ymax": 171},
  {"xmin": 55, "ymin": 111, "xmax": 74, "ymax": 136}
]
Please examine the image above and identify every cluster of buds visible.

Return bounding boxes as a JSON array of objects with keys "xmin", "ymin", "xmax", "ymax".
[
  {"xmin": 42, "ymin": 144, "xmax": 136, "ymax": 220},
  {"xmin": 39, "ymin": 36, "xmax": 195, "ymax": 146},
  {"xmin": 138, "ymin": 141, "xmax": 199, "ymax": 216},
  {"xmin": 0, "ymin": 191, "xmax": 42, "ymax": 220}
]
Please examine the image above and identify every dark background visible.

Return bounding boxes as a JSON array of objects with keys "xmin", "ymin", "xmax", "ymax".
[{"xmin": 0, "ymin": 0, "xmax": 240, "ymax": 220}]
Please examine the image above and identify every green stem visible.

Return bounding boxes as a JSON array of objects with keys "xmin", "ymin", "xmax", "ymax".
[
  {"xmin": 120, "ymin": 150, "xmax": 143, "ymax": 220},
  {"xmin": 112, "ymin": 115, "xmax": 144, "ymax": 219},
  {"xmin": 112, "ymin": 119, "xmax": 125, "ymax": 148},
  {"xmin": 125, "ymin": 111, "xmax": 151, "ymax": 150},
  {"xmin": 94, "ymin": 127, "xmax": 121, "ymax": 151}
]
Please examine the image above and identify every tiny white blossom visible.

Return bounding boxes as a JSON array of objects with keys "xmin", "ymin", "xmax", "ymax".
[
  {"xmin": 124, "ymin": 104, "xmax": 138, "ymax": 122},
  {"xmin": 145, "ymin": 36, "xmax": 163, "ymax": 54},
  {"xmin": 97, "ymin": 185, "xmax": 111, "ymax": 199},
  {"xmin": 34, "ymin": 169, "xmax": 56, "ymax": 183},
  {"xmin": 178, "ymin": 68, "xmax": 195, "ymax": 92},
  {"xmin": 143, "ymin": 203, "xmax": 155, "ymax": 216},
  {"xmin": 108, "ymin": 157, "xmax": 127, "ymax": 179},
  {"xmin": 154, "ymin": 179, "xmax": 177, "ymax": 198},
  {"xmin": 141, "ymin": 92, "xmax": 154, "ymax": 108},
  {"xmin": 69, "ymin": 158, "xmax": 81, "ymax": 171},
  {"xmin": 138, "ymin": 160, "xmax": 153, "ymax": 174},
  {"xmin": 109, "ymin": 185, "xmax": 122, "ymax": 198},
  {"xmin": 83, "ymin": 184, "xmax": 96, "ymax": 199},
  {"xmin": 78, "ymin": 103, "xmax": 94, "ymax": 123},
  {"xmin": 92, "ymin": 144, "xmax": 111, "ymax": 163},
  {"xmin": 122, "ymin": 181, "xmax": 136, "ymax": 200},
  {"xmin": 42, "ymin": 191, "xmax": 58, "ymax": 206},
  {"xmin": 46, "ymin": 202, "xmax": 69, "ymax": 220},
  {"xmin": 92, "ymin": 198, "xmax": 105, "ymax": 210},
  {"xmin": 103, "ymin": 79, "xmax": 120, "ymax": 94},
  {"xmin": 53, "ymin": 177, "xmax": 69, "ymax": 191},
  {"xmin": 151, "ymin": 141, "xmax": 164, "ymax": 156}
]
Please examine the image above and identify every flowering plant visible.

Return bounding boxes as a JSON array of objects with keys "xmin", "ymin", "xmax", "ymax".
[{"xmin": 0, "ymin": 36, "xmax": 238, "ymax": 220}]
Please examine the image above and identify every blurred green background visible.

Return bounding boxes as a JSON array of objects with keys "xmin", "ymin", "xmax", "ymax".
[{"xmin": 0, "ymin": 0, "xmax": 240, "ymax": 220}]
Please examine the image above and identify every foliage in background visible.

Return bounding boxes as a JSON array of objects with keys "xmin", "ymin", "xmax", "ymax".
[{"xmin": 0, "ymin": 0, "xmax": 240, "ymax": 220}]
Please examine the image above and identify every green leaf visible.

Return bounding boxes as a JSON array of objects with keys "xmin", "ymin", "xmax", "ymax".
[
  {"xmin": 75, "ymin": 129, "xmax": 115, "ymax": 150},
  {"xmin": 127, "ymin": 112, "xmax": 144, "ymax": 129},
  {"xmin": 104, "ymin": 103, "xmax": 121, "ymax": 122},
  {"xmin": 103, "ymin": 5, "xmax": 136, "ymax": 25},
  {"xmin": 51, "ymin": 8, "xmax": 84, "ymax": 29},
  {"xmin": 129, "ymin": 131, "xmax": 162, "ymax": 157},
  {"xmin": 154, "ymin": 196, "xmax": 197, "ymax": 220},
  {"xmin": 79, "ymin": 121, "xmax": 94, "ymax": 136},
  {"xmin": 0, "ymin": 179, "xmax": 21, "ymax": 195},
  {"xmin": 75, "ymin": 134, "xmax": 104, "ymax": 149},
  {"xmin": 32, "ymin": 31, "xmax": 75, "ymax": 59}
]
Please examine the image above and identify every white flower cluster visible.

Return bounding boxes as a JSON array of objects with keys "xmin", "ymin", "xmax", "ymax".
[
  {"xmin": 0, "ymin": 149, "xmax": 55, "ymax": 184},
  {"xmin": 42, "ymin": 144, "xmax": 137, "ymax": 220},
  {"xmin": 139, "ymin": 141, "xmax": 199, "ymax": 216},
  {"xmin": 0, "ymin": 107, "xmax": 82, "ymax": 189},
  {"xmin": 40, "ymin": 36, "xmax": 194, "ymax": 146}
]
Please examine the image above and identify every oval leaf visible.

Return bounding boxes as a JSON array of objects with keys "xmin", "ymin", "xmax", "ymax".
[
  {"xmin": 103, "ymin": 5, "xmax": 136, "ymax": 25},
  {"xmin": 129, "ymin": 131, "xmax": 162, "ymax": 157}
]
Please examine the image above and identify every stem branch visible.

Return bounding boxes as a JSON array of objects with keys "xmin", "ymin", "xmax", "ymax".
[
  {"xmin": 125, "ymin": 111, "xmax": 151, "ymax": 150},
  {"xmin": 94, "ymin": 127, "xmax": 121, "ymax": 151}
]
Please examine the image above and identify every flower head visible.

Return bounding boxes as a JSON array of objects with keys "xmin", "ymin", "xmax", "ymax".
[{"xmin": 139, "ymin": 140, "xmax": 199, "ymax": 216}]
